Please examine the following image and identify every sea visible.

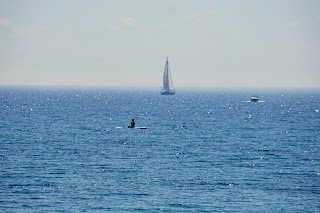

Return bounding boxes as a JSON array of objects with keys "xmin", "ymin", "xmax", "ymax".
[{"xmin": 0, "ymin": 87, "xmax": 319, "ymax": 212}]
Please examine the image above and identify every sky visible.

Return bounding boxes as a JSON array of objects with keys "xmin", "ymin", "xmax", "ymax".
[{"xmin": 0, "ymin": 0, "xmax": 320, "ymax": 88}]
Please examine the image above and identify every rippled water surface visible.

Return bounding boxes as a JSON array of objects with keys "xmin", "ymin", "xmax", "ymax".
[{"xmin": 1, "ymin": 87, "xmax": 319, "ymax": 212}]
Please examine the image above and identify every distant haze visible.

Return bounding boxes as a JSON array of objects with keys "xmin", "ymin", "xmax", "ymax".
[{"xmin": 0, "ymin": 0, "xmax": 320, "ymax": 88}]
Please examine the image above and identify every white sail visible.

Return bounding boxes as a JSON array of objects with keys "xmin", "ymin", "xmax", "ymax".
[{"xmin": 161, "ymin": 57, "xmax": 175, "ymax": 95}]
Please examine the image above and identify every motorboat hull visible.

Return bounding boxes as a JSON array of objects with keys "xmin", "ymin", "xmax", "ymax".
[{"xmin": 251, "ymin": 97, "xmax": 259, "ymax": 102}]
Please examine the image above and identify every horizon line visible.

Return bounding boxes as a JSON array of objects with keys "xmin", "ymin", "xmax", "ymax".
[{"xmin": 0, "ymin": 84, "xmax": 320, "ymax": 90}]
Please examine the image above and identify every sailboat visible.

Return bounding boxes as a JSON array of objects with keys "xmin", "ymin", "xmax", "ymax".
[{"xmin": 161, "ymin": 57, "xmax": 175, "ymax": 95}]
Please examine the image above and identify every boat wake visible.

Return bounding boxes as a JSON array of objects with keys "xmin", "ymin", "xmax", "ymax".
[{"xmin": 242, "ymin": 101, "xmax": 265, "ymax": 103}]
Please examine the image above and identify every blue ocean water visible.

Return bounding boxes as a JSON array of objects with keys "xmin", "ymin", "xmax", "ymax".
[{"xmin": 0, "ymin": 87, "xmax": 319, "ymax": 212}]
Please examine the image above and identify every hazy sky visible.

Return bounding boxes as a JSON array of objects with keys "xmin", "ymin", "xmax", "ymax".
[{"xmin": 0, "ymin": 0, "xmax": 320, "ymax": 88}]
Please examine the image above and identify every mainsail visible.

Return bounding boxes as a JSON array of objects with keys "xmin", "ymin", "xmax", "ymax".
[{"xmin": 161, "ymin": 57, "xmax": 175, "ymax": 95}]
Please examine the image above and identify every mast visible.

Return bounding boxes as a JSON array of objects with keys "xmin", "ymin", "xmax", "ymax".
[
  {"xmin": 167, "ymin": 57, "xmax": 174, "ymax": 91},
  {"xmin": 163, "ymin": 57, "xmax": 169, "ymax": 91},
  {"xmin": 163, "ymin": 57, "xmax": 174, "ymax": 91}
]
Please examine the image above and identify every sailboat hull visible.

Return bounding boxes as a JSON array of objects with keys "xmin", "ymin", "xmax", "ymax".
[{"xmin": 161, "ymin": 90, "xmax": 175, "ymax": 95}]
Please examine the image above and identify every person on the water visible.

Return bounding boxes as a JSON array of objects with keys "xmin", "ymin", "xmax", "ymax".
[{"xmin": 128, "ymin": 119, "xmax": 135, "ymax": 128}]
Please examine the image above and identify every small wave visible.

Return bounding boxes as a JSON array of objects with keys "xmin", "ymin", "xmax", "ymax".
[
  {"xmin": 218, "ymin": 182, "xmax": 234, "ymax": 186},
  {"xmin": 169, "ymin": 202, "xmax": 198, "ymax": 209}
]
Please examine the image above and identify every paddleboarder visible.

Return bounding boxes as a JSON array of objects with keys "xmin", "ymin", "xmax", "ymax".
[{"xmin": 128, "ymin": 119, "xmax": 135, "ymax": 128}]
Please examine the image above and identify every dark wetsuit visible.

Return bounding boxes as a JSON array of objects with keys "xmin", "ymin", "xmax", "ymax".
[{"xmin": 128, "ymin": 120, "xmax": 135, "ymax": 128}]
